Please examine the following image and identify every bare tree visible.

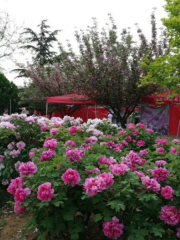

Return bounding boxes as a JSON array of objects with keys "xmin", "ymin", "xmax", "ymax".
[{"xmin": 0, "ymin": 12, "xmax": 23, "ymax": 64}]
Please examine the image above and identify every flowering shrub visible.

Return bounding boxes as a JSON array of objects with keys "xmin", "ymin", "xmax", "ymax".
[
  {"xmin": 0, "ymin": 114, "xmax": 45, "ymax": 183},
  {"xmin": 5, "ymin": 117, "xmax": 180, "ymax": 240}
]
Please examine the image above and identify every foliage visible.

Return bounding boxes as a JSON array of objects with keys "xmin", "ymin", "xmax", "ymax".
[
  {"xmin": 141, "ymin": 0, "xmax": 180, "ymax": 92},
  {"xmin": 5, "ymin": 115, "xmax": 180, "ymax": 240},
  {"xmin": 18, "ymin": 82, "xmax": 47, "ymax": 114},
  {"xmin": 0, "ymin": 72, "xmax": 19, "ymax": 114}
]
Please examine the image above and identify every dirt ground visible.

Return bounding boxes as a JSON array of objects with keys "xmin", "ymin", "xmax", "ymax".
[{"xmin": 0, "ymin": 209, "xmax": 36, "ymax": 240}]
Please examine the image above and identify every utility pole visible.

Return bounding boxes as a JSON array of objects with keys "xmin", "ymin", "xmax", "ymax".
[{"xmin": 10, "ymin": 99, "xmax": 11, "ymax": 114}]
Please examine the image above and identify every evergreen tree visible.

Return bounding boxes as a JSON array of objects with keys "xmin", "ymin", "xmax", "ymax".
[
  {"xmin": 21, "ymin": 20, "xmax": 60, "ymax": 66},
  {"xmin": 0, "ymin": 73, "xmax": 19, "ymax": 114}
]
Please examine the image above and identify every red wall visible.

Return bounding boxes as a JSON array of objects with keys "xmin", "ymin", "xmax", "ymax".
[
  {"xmin": 169, "ymin": 103, "xmax": 180, "ymax": 136},
  {"xmin": 51, "ymin": 106, "xmax": 108, "ymax": 122}
]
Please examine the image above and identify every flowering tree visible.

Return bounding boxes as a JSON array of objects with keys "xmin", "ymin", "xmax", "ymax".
[
  {"xmin": 68, "ymin": 14, "xmax": 168, "ymax": 127},
  {"xmin": 21, "ymin": 13, "xmax": 168, "ymax": 123},
  {"xmin": 20, "ymin": 63, "xmax": 82, "ymax": 116}
]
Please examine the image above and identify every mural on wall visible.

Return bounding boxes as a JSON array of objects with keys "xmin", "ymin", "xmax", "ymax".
[{"xmin": 141, "ymin": 105, "xmax": 169, "ymax": 135}]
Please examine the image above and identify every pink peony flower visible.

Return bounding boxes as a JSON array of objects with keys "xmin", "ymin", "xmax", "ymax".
[
  {"xmin": 134, "ymin": 171, "xmax": 145, "ymax": 179},
  {"xmin": 155, "ymin": 160, "xmax": 167, "ymax": 167},
  {"xmin": 161, "ymin": 186, "xmax": 174, "ymax": 200},
  {"xmin": 122, "ymin": 150, "xmax": 143, "ymax": 168},
  {"xmin": 16, "ymin": 141, "xmax": 26, "ymax": 151},
  {"xmin": 100, "ymin": 142, "xmax": 106, "ymax": 146},
  {"xmin": 107, "ymin": 135, "xmax": 113, "ymax": 139},
  {"xmin": 146, "ymin": 128, "xmax": 154, "ymax": 134},
  {"xmin": 107, "ymin": 142, "xmax": 116, "ymax": 150},
  {"xmin": 61, "ymin": 169, "xmax": 80, "ymax": 187},
  {"xmin": 1, "ymin": 122, "xmax": 15, "ymax": 130},
  {"xmin": 14, "ymin": 202, "xmax": 26, "ymax": 215},
  {"xmin": 173, "ymin": 139, "xmax": 180, "ymax": 144},
  {"xmin": 26, "ymin": 116, "xmax": 36, "ymax": 124},
  {"xmin": 139, "ymin": 150, "xmax": 148, "ymax": 157},
  {"xmin": 156, "ymin": 139, "xmax": 168, "ymax": 146},
  {"xmin": 86, "ymin": 136, "xmax": 98, "ymax": 144},
  {"xmin": 110, "ymin": 163, "xmax": 129, "ymax": 175},
  {"xmin": 115, "ymin": 143, "xmax": 123, "ymax": 153},
  {"xmin": 122, "ymin": 140, "xmax": 128, "ymax": 146},
  {"xmin": 156, "ymin": 147, "xmax": 165, "ymax": 155},
  {"xmin": 65, "ymin": 140, "xmax": 77, "ymax": 147},
  {"xmin": 151, "ymin": 167, "xmax": 169, "ymax": 182},
  {"xmin": 92, "ymin": 129, "xmax": 103, "ymax": 136},
  {"xmin": 137, "ymin": 140, "xmax": 146, "ymax": 147},
  {"xmin": 41, "ymin": 125, "xmax": 49, "ymax": 132},
  {"xmin": 84, "ymin": 177, "xmax": 103, "ymax": 196},
  {"xmin": 100, "ymin": 172, "xmax": 114, "ymax": 189},
  {"xmin": 14, "ymin": 161, "xmax": 22, "ymax": 171},
  {"xmin": 10, "ymin": 150, "xmax": 20, "ymax": 158},
  {"xmin": 160, "ymin": 206, "xmax": 180, "ymax": 226},
  {"xmin": 19, "ymin": 162, "xmax": 37, "ymax": 177},
  {"xmin": 170, "ymin": 147, "xmax": 179, "ymax": 155},
  {"xmin": 86, "ymin": 168, "xmax": 101, "ymax": 175},
  {"xmin": 127, "ymin": 123, "xmax": 135, "ymax": 130},
  {"xmin": 126, "ymin": 136, "xmax": 132, "ymax": 142},
  {"xmin": 141, "ymin": 176, "xmax": 160, "ymax": 193},
  {"xmin": 7, "ymin": 177, "xmax": 25, "ymax": 195},
  {"xmin": 136, "ymin": 123, "xmax": 146, "ymax": 129},
  {"xmin": 57, "ymin": 164, "xmax": 61, "ymax": 169},
  {"xmin": 7, "ymin": 142, "xmax": 15, "ymax": 150},
  {"xmin": 14, "ymin": 188, "xmax": 31, "ymax": 204},
  {"xmin": 84, "ymin": 172, "xmax": 114, "ymax": 196},
  {"xmin": 103, "ymin": 217, "xmax": 124, "ymax": 239},
  {"xmin": 50, "ymin": 128, "xmax": 59, "ymax": 136},
  {"xmin": 2, "ymin": 181, "xmax": 9, "ymax": 185},
  {"xmin": 29, "ymin": 151, "xmax": 36, "ymax": 160},
  {"xmin": 40, "ymin": 149, "xmax": 55, "ymax": 162},
  {"xmin": 177, "ymin": 227, "xmax": 180, "ymax": 238},
  {"xmin": 66, "ymin": 148, "xmax": 85, "ymax": 163},
  {"xmin": 37, "ymin": 182, "xmax": 54, "ymax": 202},
  {"xmin": 43, "ymin": 138, "xmax": 58, "ymax": 150},
  {"xmin": 69, "ymin": 126, "xmax": 78, "ymax": 135},
  {"xmin": 0, "ymin": 155, "xmax": 5, "ymax": 162},
  {"xmin": 118, "ymin": 130, "xmax": 126, "ymax": 136},
  {"xmin": 81, "ymin": 143, "xmax": 92, "ymax": 150},
  {"xmin": 132, "ymin": 130, "xmax": 139, "ymax": 136},
  {"xmin": 98, "ymin": 157, "xmax": 116, "ymax": 166}
]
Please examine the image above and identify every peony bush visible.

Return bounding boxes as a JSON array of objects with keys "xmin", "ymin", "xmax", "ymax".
[
  {"xmin": 0, "ymin": 114, "xmax": 47, "ymax": 184},
  {"xmin": 4, "ymin": 116, "xmax": 180, "ymax": 240}
]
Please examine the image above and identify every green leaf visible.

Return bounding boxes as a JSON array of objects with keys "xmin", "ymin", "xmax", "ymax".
[
  {"xmin": 107, "ymin": 200, "xmax": 125, "ymax": 212},
  {"xmin": 70, "ymin": 233, "xmax": 79, "ymax": 240},
  {"xmin": 150, "ymin": 226, "xmax": 165, "ymax": 237},
  {"xmin": 94, "ymin": 214, "xmax": 103, "ymax": 222}
]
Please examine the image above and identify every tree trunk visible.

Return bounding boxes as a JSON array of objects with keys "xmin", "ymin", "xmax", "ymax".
[{"xmin": 115, "ymin": 115, "xmax": 127, "ymax": 128}]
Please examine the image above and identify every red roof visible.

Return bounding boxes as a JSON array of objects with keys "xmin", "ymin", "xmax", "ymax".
[
  {"xmin": 142, "ymin": 91, "xmax": 180, "ymax": 106},
  {"xmin": 46, "ymin": 93, "xmax": 96, "ymax": 105}
]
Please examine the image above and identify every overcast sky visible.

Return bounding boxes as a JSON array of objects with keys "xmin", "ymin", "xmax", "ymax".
[{"xmin": 1, "ymin": 0, "xmax": 166, "ymax": 87}]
